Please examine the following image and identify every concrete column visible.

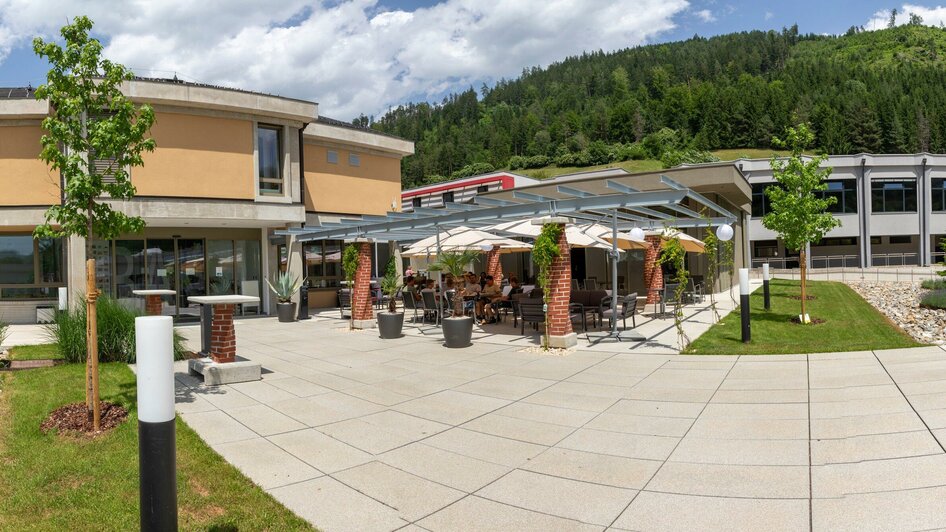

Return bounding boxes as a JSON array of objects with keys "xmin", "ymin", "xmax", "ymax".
[
  {"xmin": 546, "ymin": 224, "xmax": 576, "ymax": 348},
  {"xmin": 262, "ymin": 228, "xmax": 274, "ymax": 315},
  {"xmin": 66, "ymin": 234, "xmax": 86, "ymax": 308},
  {"xmin": 286, "ymin": 233, "xmax": 304, "ymax": 306},
  {"xmin": 352, "ymin": 242, "xmax": 375, "ymax": 328},
  {"xmin": 486, "ymin": 245, "xmax": 502, "ymax": 280},
  {"xmin": 643, "ymin": 235, "xmax": 663, "ymax": 304},
  {"xmin": 858, "ymin": 161, "xmax": 872, "ymax": 269},
  {"xmin": 210, "ymin": 304, "xmax": 236, "ymax": 363},
  {"xmin": 920, "ymin": 159, "xmax": 931, "ymax": 266}
]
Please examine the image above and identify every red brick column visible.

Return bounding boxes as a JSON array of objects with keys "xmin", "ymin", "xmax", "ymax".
[
  {"xmin": 145, "ymin": 295, "xmax": 162, "ymax": 316},
  {"xmin": 643, "ymin": 235, "xmax": 663, "ymax": 304},
  {"xmin": 486, "ymin": 245, "xmax": 502, "ymax": 280},
  {"xmin": 352, "ymin": 242, "xmax": 374, "ymax": 323},
  {"xmin": 210, "ymin": 304, "xmax": 236, "ymax": 363},
  {"xmin": 546, "ymin": 225, "xmax": 574, "ymax": 344}
]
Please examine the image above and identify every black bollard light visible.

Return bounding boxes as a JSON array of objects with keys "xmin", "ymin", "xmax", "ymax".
[
  {"xmin": 136, "ymin": 316, "xmax": 178, "ymax": 532},
  {"xmin": 739, "ymin": 268, "xmax": 751, "ymax": 343},
  {"xmin": 762, "ymin": 263, "xmax": 771, "ymax": 311},
  {"xmin": 199, "ymin": 303, "xmax": 211, "ymax": 357},
  {"xmin": 297, "ymin": 279, "xmax": 311, "ymax": 320}
]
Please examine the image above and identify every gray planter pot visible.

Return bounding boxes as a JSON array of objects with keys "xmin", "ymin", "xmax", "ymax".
[
  {"xmin": 377, "ymin": 311, "xmax": 404, "ymax": 339},
  {"xmin": 276, "ymin": 302, "xmax": 296, "ymax": 322},
  {"xmin": 442, "ymin": 316, "xmax": 474, "ymax": 348}
]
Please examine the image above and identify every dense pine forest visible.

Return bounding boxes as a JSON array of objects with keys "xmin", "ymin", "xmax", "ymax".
[{"xmin": 364, "ymin": 23, "xmax": 946, "ymax": 188}]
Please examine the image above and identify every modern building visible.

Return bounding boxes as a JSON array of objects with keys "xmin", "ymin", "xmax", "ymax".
[
  {"xmin": 0, "ymin": 78, "xmax": 412, "ymax": 323},
  {"xmin": 400, "ymin": 171, "xmax": 540, "ymax": 211},
  {"xmin": 739, "ymin": 154, "xmax": 946, "ymax": 269}
]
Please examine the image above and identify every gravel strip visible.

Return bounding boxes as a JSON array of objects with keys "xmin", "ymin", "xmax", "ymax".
[{"xmin": 847, "ymin": 281, "xmax": 945, "ymax": 345}]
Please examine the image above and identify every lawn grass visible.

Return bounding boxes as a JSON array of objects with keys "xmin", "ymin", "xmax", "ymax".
[
  {"xmin": 8, "ymin": 343, "xmax": 62, "ymax": 361},
  {"xmin": 0, "ymin": 363, "xmax": 313, "ymax": 531},
  {"xmin": 685, "ymin": 278, "xmax": 921, "ymax": 355}
]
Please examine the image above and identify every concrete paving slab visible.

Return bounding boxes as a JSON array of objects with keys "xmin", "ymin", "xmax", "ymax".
[
  {"xmin": 646, "ymin": 462, "xmax": 810, "ymax": 498},
  {"xmin": 417, "ymin": 495, "xmax": 601, "ymax": 532},
  {"xmin": 214, "ymin": 437, "xmax": 321, "ymax": 489},
  {"xmin": 379, "ymin": 442, "xmax": 512, "ymax": 493},
  {"xmin": 317, "ymin": 410, "xmax": 450, "ymax": 454},
  {"xmin": 614, "ymin": 491, "xmax": 809, "ymax": 531},
  {"xmin": 269, "ymin": 476, "xmax": 409, "ymax": 532},
  {"xmin": 557, "ymin": 428, "xmax": 679, "ymax": 461},
  {"xmin": 225, "ymin": 404, "xmax": 307, "ymax": 436},
  {"xmin": 179, "ymin": 410, "xmax": 257, "ymax": 445},
  {"xmin": 422, "ymin": 427, "xmax": 547, "ymax": 467},
  {"xmin": 334, "ymin": 461, "xmax": 465, "ymax": 522},
  {"xmin": 811, "ymin": 430, "xmax": 944, "ymax": 465},
  {"xmin": 392, "ymin": 390, "xmax": 510, "ymax": 425},
  {"xmin": 522, "ymin": 447, "xmax": 661, "ymax": 490},
  {"xmin": 267, "ymin": 428, "xmax": 372, "ymax": 473}
]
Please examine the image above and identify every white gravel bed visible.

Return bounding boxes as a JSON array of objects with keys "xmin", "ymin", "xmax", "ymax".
[{"xmin": 847, "ymin": 281, "xmax": 945, "ymax": 345}]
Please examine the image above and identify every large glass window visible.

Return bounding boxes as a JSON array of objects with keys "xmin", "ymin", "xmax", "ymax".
[
  {"xmin": 114, "ymin": 240, "xmax": 145, "ymax": 298},
  {"xmin": 235, "ymin": 240, "xmax": 261, "ymax": 299},
  {"xmin": 751, "ymin": 183, "xmax": 773, "ymax": 217},
  {"xmin": 257, "ymin": 125, "xmax": 282, "ymax": 195},
  {"xmin": 933, "ymin": 179, "xmax": 946, "ymax": 212},
  {"xmin": 304, "ymin": 240, "xmax": 344, "ymax": 288},
  {"xmin": 0, "ymin": 235, "xmax": 65, "ymax": 299},
  {"xmin": 872, "ymin": 180, "xmax": 917, "ymax": 213},
  {"xmin": 822, "ymin": 180, "xmax": 858, "ymax": 213}
]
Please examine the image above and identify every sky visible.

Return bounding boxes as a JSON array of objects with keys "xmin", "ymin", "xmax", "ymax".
[{"xmin": 0, "ymin": 1, "xmax": 944, "ymax": 120}]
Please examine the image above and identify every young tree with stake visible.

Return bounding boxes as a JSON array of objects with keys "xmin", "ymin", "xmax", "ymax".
[
  {"xmin": 32, "ymin": 16, "xmax": 155, "ymax": 430},
  {"xmin": 762, "ymin": 123, "xmax": 839, "ymax": 323}
]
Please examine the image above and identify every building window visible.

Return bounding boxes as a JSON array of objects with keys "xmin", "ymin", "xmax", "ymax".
[
  {"xmin": 348, "ymin": 153, "xmax": 360, "ymax": 167},
  {"xmin": 303, "ymin": 240, "xmax": 344, "ymax": 288},
  {"xmin": 752, "ymin": 239, "xmax": 779, "ymax": 258},
  {"xmin": 870, "ymin": 236, "xmax": 882, "ymax": 245},
  {"xmin": 933, "ymin": 179, "xmax": 946, "ymax": 212},
  {"xmin": 813, "ymin": 237, "xmax": 857, "ymax": 247},
  {"xmin": 412, "ymin": 197, "xmax": 422, "ymax": 208},
  {"xmin": 822, "ymin": 180, "xmax": 858, "ymax": 213},
  {"xmin": 871, "ymin": 180, "xmax": 916, "ymax": 213},
  {"xmin": 889, "ymin": 235, "xmax": 913, "ymax": 244},
  {"xmin": 751, "ymin": 183, "xmax": 774, "ymax": 217},
  {"xmin": 0, "ymin": 235, "xmax": 64, "ymax": 299},
  {"xmin": 327, "ymin": 150, "xmax": 338, "ymax": 164},
  {"xmin": 477, "ymin": 184, "xmax": 489, "ymax": 193},
  {"xmin": 442, "ymin": 191, "xmax": 454, "ymax": 204},
  {"xmin": 257, "ymin": 125, "xmax": 283, "ymax": 195}
]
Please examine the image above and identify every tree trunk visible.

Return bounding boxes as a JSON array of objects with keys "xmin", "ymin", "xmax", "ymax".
[
  {"xmin": 86, "ymin": 259, "xmax": 101, "ymax": 430},
  {"xmin": 800, "ymin": 247, "xmax": 807, "ymax": 323}
]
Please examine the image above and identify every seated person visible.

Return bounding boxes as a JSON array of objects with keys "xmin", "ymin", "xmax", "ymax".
[
  {"xmin": 461, "ymin": 274, "xmax": 481, "ymax": 315},
  {"xmin": 479, "ymin": 275, "xmax": 503, "ymax": 324},
  {"xmin": 404, "ymin": 275, "xmax": 422, "ymax": 301}
]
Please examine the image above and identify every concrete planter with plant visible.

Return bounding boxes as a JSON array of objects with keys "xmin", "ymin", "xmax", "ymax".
[
  {"xmin": 267, "ymin": 271, "xmax": 306, "ymax": 323},
  {"xmin": 430, "ymin": 249, "xmax": 480, "ymax": 348},
  {"xmin": 377, "ymin": 258, "xmax": 404, "ymax": 338}
]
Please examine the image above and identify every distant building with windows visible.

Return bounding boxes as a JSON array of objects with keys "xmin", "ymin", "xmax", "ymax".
[
  {"xmin": 739, "ymin": 154, "xmax": 946, "ymax": 268},
  {"xmin": 400, "ymin": 171, "xmax": 540, "ymax": 211}
]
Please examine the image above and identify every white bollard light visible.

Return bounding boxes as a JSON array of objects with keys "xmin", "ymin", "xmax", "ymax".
[
  {"xmin": 762, "ymin": 263, "xmax": 770, "ymax": 281},
  {"xmin": 135, "ymin": 315, "xmax": 177, "ymax": 532},
  {"xmin": 739, "ymin": 267, "xmax": 751, "ymax": 343},
  {"xmin": 58, "ymin": 287, "xmax": 68, "ymax": 311},
  {"xmin": 762, "ymin": 263, "xmax": 771, "ymax": 310}
]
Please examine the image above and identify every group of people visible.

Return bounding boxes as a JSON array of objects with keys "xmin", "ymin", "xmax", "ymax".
[{"xmin": 403, "ymin": 271, "xmax": 523, "ymax": 326}]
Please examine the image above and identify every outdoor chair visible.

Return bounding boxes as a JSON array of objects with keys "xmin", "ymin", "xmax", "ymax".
[
  {"xmin": 402, "ymin": 291, "xmax": 425, "ymax": 324},
  {"xmin": 584, "ymin": 278, "xmax": 597, "ymax": 290},
  {"xmin": 421, "ymin": 289, "xmax": 441, "ymax": 325},
  {"xmin": 661, "ymin": 283, "xmax": 683, "ymax": 315},
  {"xmin": 569, "ymin": 302, "xmax": 589, "ymax": 332},
  {"xmin": 685, "ymin": 277, "xmax": 704, "ymax": 304},
  {"xmin": 600, "ymin": 292, "xmax": 638, "ymax": 331},
  {"xmin": 338, "ymin": 289, "xmax": 352, "ymax": 319},
  {"xmin": 443, "ymin": 290, "xmax": 456, "ymax": 318},
  {"xmin": 518, "ymin": 298, "xmax": 546, "ymax": 335}
]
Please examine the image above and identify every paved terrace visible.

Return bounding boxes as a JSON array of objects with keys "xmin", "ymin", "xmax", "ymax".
[{"xmin": 170, "ymin": 309, "xmax": 946, "ymax": 532}]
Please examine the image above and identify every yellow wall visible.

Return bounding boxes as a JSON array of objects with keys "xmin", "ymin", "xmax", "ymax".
[
  {"xmin": 0, "ymin": 126, "xmax": 58, "ymax": 206},
  {"xmin": 303, "ymin": 144, "xmax": 401, "ymax": 215},
  {"xmin": 135, "ymin": 112, "xmax": 255, "ymax": 200}
]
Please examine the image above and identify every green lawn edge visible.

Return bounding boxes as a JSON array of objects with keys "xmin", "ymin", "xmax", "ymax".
[
  {"xmin": 8, "ymin": 343, "xmax": 62, "ymax": 361},
  {"xmin": 0, "ymin": 363, "xmax": 314, "ymax": 531},
  {"xmin": 685, "ymin": 278, "xmax": 922, "ymax": 355}
]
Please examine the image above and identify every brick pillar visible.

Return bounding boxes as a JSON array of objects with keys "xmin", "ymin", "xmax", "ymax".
[
  {"xmin": 643, "ymin": 236, "xmax": 663, "ymax": 304},
  {"xmin": 145, "ymin": 295, "xmax": 162, "ymax": 316},
  {"xmin": 352, "ymin": 242, "xmax": 374, "ymax": 325},
  {"xmin": 210, "ymin": 304, "xmax": 236, "ymax": 363},
  {"xmin": 486, "ymin": 245, "xmax": 502, "ymax": 280},
  {"xmin": 546, "ymin": 225, "xmax": 576, "ymax": 348}
]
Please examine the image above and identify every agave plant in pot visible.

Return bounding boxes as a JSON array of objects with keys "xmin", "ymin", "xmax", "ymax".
[
  {"xmin": 429, "ymin": 249, "xmax": 480, "ymax": 348},
  {"xmin": 267, "ymin": 270, "xmax": 306, "ymax": 323},
  {"xmin": 377, "ymin": 258, "xmax": 403, "ymax": 339}
]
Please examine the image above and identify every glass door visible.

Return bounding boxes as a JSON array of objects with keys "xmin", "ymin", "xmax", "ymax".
[
  {"xmin": 177, "ymin": 239, "xmax": 206, "ymax": 319},
  {"xmin": 145, "ymin": 239, "xmax": 177, "ymax": 316}
]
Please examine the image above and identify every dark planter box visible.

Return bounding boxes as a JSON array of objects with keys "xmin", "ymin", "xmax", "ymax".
[
  {"xmin": 276, "ymin": 302, "xmax": 296, "ymax": 322},
  {"xmin": 442, "ymin": 316, "xmax": 474, "ymax": 348},
  {"xmin": 377, "ymin": 311, "xmax": 404, "ymax": 339}
]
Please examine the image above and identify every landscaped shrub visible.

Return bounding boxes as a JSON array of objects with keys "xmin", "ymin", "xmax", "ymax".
[
  {"xmin": 921, "ymin": 278, "xmax": 946, "ymax": 290},
  {"xmin": 660, "ymin": 148, "xmax": 721, "ymax": 168},
  {"xmin": 450, "ymin": 162, "xmax": 495, "ymax": 179},
  {"xmin": 508, "ymin": 154, "xmax": 551, "ymax": 170},
  {"xmin": 614, "ymin": 143, "xmax": 648, "ymax": 161},
  {"xmin": 47, "ymin": 295, "xmax": 187, "ymax": 363},
  {"xmin": 920, "ymin": 289, "xmax": 946, "ymax": 309},
  {"xmin": 0, "ymin": 320, "xmax": 8, "ymax": 347}
]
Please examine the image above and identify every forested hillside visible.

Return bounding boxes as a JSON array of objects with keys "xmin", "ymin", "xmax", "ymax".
[{"xmin": 365, "ymin": 23, "xmax": 946, "ymax": 188}]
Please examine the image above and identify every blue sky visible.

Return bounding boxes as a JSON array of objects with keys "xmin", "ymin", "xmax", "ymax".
[{"xmin": 0, "ymin": 1, "xmax": 938, "ymax": 117}]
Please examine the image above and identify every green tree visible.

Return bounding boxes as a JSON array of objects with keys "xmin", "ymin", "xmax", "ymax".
[
  {"xmin": 342, "ymin": 244, "xmax": 361, "ymax": 330},
  {"xmin": 32, "ymin": 16, "xmax": 155, "ymax": 430},
  {"xmin": 762, "ymin": 123, "xmax": 840, "ymax": 323}
]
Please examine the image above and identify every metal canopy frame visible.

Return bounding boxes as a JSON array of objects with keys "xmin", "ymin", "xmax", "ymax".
[{"xmin": 278, "ymin": 175, "xmax": 738, "ymax": 244}]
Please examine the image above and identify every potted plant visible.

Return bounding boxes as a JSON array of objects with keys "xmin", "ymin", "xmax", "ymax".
[
  {"xmin": 377, "ymin": 258, "xmax": 403, "ymax": 338},
  {"xmin": 430, "ymin": 249, "xmax": 480, "ymax": 348},
  {"xmin": 267, "ymin": 270, "xmax": 306, "ymax": 323}
]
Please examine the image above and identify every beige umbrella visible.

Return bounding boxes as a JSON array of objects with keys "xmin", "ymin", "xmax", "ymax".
[
  {"xmin": 402, "ymin": 226, "xmax": 532, "ymax": 257},
  {"xmin": 647, "ymin": 229, "xmax": 705, "ymax": 253},
  {"xmin": 580, "ymin": 223, "xmax": 649, "ymax": 250},
  {"xmin": 488, "ymin": 220, "xmax": 615, "ymax": 250}
]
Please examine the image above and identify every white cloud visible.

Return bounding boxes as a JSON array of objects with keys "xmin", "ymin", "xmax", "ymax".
[
  {"xmin": 695, "ymin": 9, "xmax": 716, "ymax": 22},
  {"xmin": 865, "ymin": 4, "xmax": 946, "ymax": 30},
  {"xmin": 0, "ymin": 0, "xmax": 690, "ymax": 119},
  {"xmin": 764, "ymin": 11, "xmax": 774, "ymax": 21}
]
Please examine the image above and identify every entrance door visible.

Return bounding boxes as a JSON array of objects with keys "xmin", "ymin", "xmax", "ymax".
[
  {"xmin": 177, "ymin": 239, "xmax": 206, "ymax": 319},
  {"xmin": 146, "ymin": 239, "xmax": 178, "ymax": 316}
]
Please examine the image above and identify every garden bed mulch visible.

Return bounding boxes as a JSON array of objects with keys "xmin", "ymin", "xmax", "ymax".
[{"xmin": 40, "ymin": 401, "xmax": 128, "ymax": 437}]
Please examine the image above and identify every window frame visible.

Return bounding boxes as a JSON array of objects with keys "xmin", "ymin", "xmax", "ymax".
[
  {"xmin": 348, "ymin": 152, "xmax": 361, "ymax": 167},
  {"xmin": 0, "ymin": 234, "xmax": 65, "ymax": 300},
  {"xmin": 256, "ymin": 124, "xmax": 284, "ymax": 197},
  {"xmin": 442, "ymin": 191, "xmax": 455, "ymax": 204},
  {"xmin": 327, "ymin": 150, "xmax": 339, "ymax": 164},
  {"xmin": 871, "ymin": 180, "xmax": 917, "ymax": 213}
]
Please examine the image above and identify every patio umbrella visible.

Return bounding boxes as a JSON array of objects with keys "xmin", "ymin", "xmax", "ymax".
[
  {"xmin": 580, "ymin": 223, "xmax": 649, "ymax": 250},
  {"xmin": 488, "ymin": 220, "xmax": 615, "ymax": 250},
  {"xmin": 646, "ymin": 229, "xmax": 705, "ymax": 254},
  {"xmin": 402, "ymin": 226, "xmax": 532, "ymax": 257}
]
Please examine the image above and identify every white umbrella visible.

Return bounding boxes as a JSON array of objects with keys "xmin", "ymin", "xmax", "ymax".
[
  {"xmin": 646, "ymin": 229, "xmax": 705, "ymax": 253},
  {"xmin": 580, "ymin": 223, "xmax": 649, "ymax": 250},
  {"xmin": 488, "ymin": 220, "xmax": 615, "ymax": 250},
  {"xmin": 402, "ymin": 226, "xmax": 532, "ymax": 257}
]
